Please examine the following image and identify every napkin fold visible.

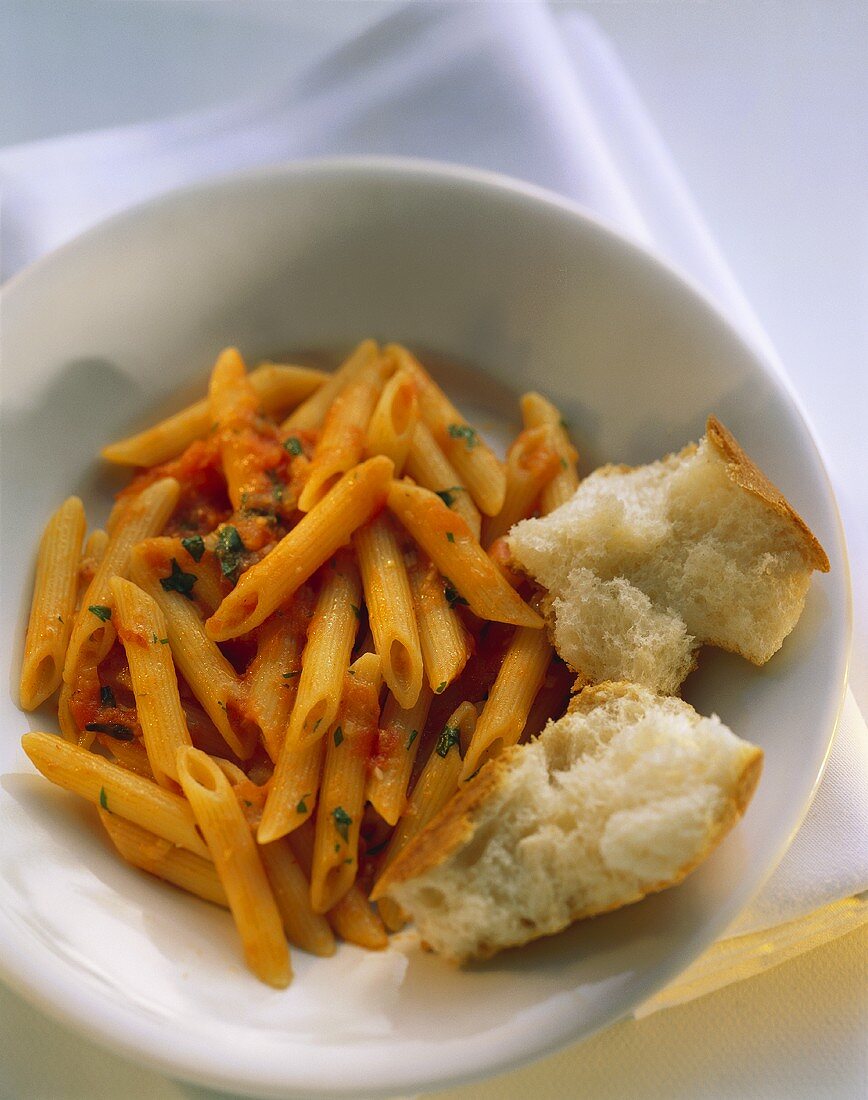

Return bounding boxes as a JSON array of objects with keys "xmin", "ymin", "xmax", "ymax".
[{"xmin": 1, "ymin": 0, "xmax": 865, "ymax": 1011}]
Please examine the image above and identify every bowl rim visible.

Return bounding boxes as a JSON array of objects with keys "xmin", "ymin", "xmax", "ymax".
[{"xmin": 0, "ymin": 154, "xmax": 852, "ymax": 1098}]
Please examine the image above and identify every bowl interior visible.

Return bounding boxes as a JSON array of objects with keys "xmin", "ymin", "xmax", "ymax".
[{"xmin": 0, "ymin": 161, "xmax": 848, "ymax": 1098}]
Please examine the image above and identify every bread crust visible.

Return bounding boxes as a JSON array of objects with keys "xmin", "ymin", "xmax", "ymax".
[
  {"xmin": 373, "ymin": 682, "xmax": 764, "ymax": 962},
  {"xmin": 705, "ymin": 416, "xmax": 829, "ymax": 572}
]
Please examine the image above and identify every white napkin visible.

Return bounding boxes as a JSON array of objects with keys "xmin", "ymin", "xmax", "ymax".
[{"xmin": 1, "ymin": 0, "xmax": 865, "ymax": 1008}]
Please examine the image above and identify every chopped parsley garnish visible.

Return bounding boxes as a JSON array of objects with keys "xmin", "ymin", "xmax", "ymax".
[
  {"xmin": 434, "ymin": 486, "xmax": 463, "ymax": 508},
  {"xmin": 266, "ymin": 467, "xmax": 284, "ymax": 503},
  {"xmin": 181, "ymin": 534, "xmax": 205, "ymax": 562},
  {"xmin": 160, "ymin": 558, "xmax": 197, "ymax": 599},
  {"xmin": 350, "ymin": 604, "xmax": 363, "ymax": 621},
  {"xmin": 560, "ymin": 456, "xmax": 568, "ymax": 470},
  {"xmin": 313, "ymin": 717, "xmax": 323, "ymax": 732},
  {"xmin": 282, "ymin": 670, "xmax": 300, "ymax": 679},
  {"xmin": 443, "ymin": 580, "xmax": 468, "ymax": 609},
  {"xmin": 160, "ymin": 637, "xmax": 169, "ymax": 645},
  {"xmin": 447, "ymin": 423, "xmax": 478, "ymax": 450},
  {"xmin": 435, "ymin": 724, "xmax": 461, "ymax": 757},
  {"xmin": 446, "ymin": 531, "xmax": 455, "ymax": 543},
  {"xmin": 85, "ymin": 722, "xmax": 135, "ymax": 741},
  {"xmin": 435, "ymin": 681, "xmax": 447, "ymax": 694},
  {"xmin": 406, "ymin": 729, "xmax": 418, "ymax": 751},
  {"xmin": 99, "ymin": 786, "xmax": 109, "ymax": 811},
  {"xmin": 99, "ymin": 685, "xmax": 116, "ymax": 708},
  {"xmin": 464, "ymin": 768, "xmax": 481, "ymax": 782},
  {"xmin": 57, "ymin": 615, "xmax": 63, "ymax": 624},
  {"xmin": 332, "ymin": 806, "xmax": 352, "ymax": 842},
  {"xmin": 296, "ymin": 794, "xmax": 310, "ymax": 814},
  {"xmin": 215, "ymin": 525, "xmax": 245, "ymax": 579},
  {"xmin": 284, "ymin": 436, "xmax": 304, "ymax": 456},
  {"xmin": 88, "ymin": 605, "xmax": 112, "ymax": 623},
  {"xmin": 333, "ymin": 726, "xmax": 344, "ymax": 747}
]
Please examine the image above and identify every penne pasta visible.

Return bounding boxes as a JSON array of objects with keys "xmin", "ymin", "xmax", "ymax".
[
  {"xmin": 102, "ymin": 363, "xmax": 325, "ymax": 467},
  {"xmin": 461, "ymin": 624, "xmax": 553, "ymax": 780},
  {"xmin": 20, "ymin": 496, "xmax": 86, "ymax": 710},
  {"xmin": 404, "ymin": 421, "xmax": 482, "ymax": 540},
  {"xmin": 176, "ymin": 746, "xmax": 291, "ymax": 988},
  {"xmin": 283, "ymin": 552, "xmax": 362, "ymax": 752},
  {"xmin": 298, "ymin": 356, "xmax": 390, "ymax": 511},
  {"xmin": 206, "ymin": 455, "xmax": 394, "ymax": 642},
  {"xmin": 365, "ymin": 367, "xmax": 419, "ymax": 473},
  {"xmin": 310, "ymin": 653, "xmax": 382, "ymax": 914},
  {"xmin": 110, "ymin": 576, "xmax": 192, "ymax": 788},
  {"xmin": 388, "ymin": 344, "xmax": 506, "ymax": 516},
  {"xmin": 482, "ymin": 425, "xmax": 562, "ymax": 547},
  {"xmin": 257, "ymin": 736, "xmax": 325, "ymax": 844},
  {"xmin": 129, "ymin": 546, "xmax": 253, "ymax": 760},
  {"xmin": 520, "ymin": 391, "xmax": 580, "ymax": 514},
  {"xmin": 407, "ymin": 554, "xmax": 469, "ymax": 695},
  {"xmin": 63, "ymin": 478, "xmax": 180, "ymax": 683},
  {"xmin": 366, "ymin": 685, "xmax": 434, "ymax": 826},
  {"xmin": 104, "ymin": 736, "xmax": 155, "ymax": 780},
  {"xmin": 354, "ymin": 515, "xmax": 423, "ymax": 709},
  {"xmin": 245, "ymin": 588, "xmax": 314, "ymax": 762},
  {"xmin": 22, "ymin": 731, "xmax": 209, "ymax": 857},
  {"xmin": 137, "ymin": 536, "xmax": 226, "ymax": 616},
  {"xmin": 100, "ymin": 809, "xmax": 227, "ymax": 907},
  {"xmin": 386, "ymin": 480, "xmax": 543, "ymax": 629},
  {"xmin": 371, "ymin": 701, "xmax": 477, "ymax": 902},
  {"xmin": 258, "ymin": 839, "xmax": 336, "ymax": 957},
  {"xmin": 281, "ymin": 339, "xmax": 379, "ymax": 433},
  {"xmin": 208, "ymin": 347, "xmax": 261, "ymax": 511}
]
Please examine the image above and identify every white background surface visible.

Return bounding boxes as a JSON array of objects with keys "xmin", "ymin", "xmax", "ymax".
[{"xmin": 1, "ymin": 2, "xmax": 866, "ymax": 1098}]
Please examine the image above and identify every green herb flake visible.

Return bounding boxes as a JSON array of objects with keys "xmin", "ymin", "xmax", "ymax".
[
  {"xmin": 88, "ymin": 604, "xmax": 112, "ymax": 623},
  {"xmin": 405, "ymin": 729, "xmax": 418, "ymax": 751},
  {"xmin": 266, "ymin": 467, "xmax": 285, "ymax": 503},
  {"xmin": 85, "ymin": 722, "xmax": 135, "ymax": 741},
  {"xmin": 296, "ymin": 794, "xmax": 310, "ymax": 814},
  {"xmin": 435, "ymin": 680, "xmax": 447, "ymax": 694},
  {"xmin": 57, "ymin": 615, "xmax": 63, "ymax": 624},
  {"xmin": 333, "ymin": 726, "xmax": 344, "ymax": 747},
  {"xmin": 160, "ymin": 637, "xmax": 169, "ymax": 645},
  {"xmin": 446, "ymin": 423, "xmax": 478, "ymax": 450},
  {"xmin": 282, "ymin": 669, "xmax": 300, "ymax": 679},
  {"xmin": 434, "ymin": 486, "xmax": 463, "ymax": 508},
  {"xmin": 99, "ymin": 685, "xmax": 116, "ymax": 708},
  {"xmin": 443, "ymin": 580, "xmax": 468, "ymax": 609},
  {"xmin": 160, "ymin": 558, "xmax": 198, "ymax": 599},
  {"xmin": 446, "ymin": 531, "xmax": 455, "ymax": 543},
  {"xmin": 350, "ymin": 604, "xmax": 363, "ymax": 621},
  {"xmin": 464, "ymin": 768, "xmax": 481, "ymax": 782},
  {"xmin": 560, "ymin": 457, "xmax": 568, "ymax": 470},
  {"xmin": 99, "ymin": 786, "xmax": 109, "ymax": 811},
  {"xmin": 215, "ymin": 525, "xmax": 246, "ymax": 580},
  {"xmin": 332, "ymin": 806, "xmax": 352, "ymax": 842},
  {"xmin": 284, "ymin": 436, "xmax": 304, "ymax": 457},
  {"xmin": 435, "ymin": 724, "xmax": 461, "ymax": 757},
  {"xmin": 313, "ymin": 716, "xmax": 323, "ymax": 732},
  {"xmin": 242, "ymin": 799, "xmax": 253, "ymax": 808},
  {"xmin": 181, "ymin": 534, "xmax": 205, "ymax": 562}
]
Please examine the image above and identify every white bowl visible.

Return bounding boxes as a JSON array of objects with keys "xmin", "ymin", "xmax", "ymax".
[{"xmin": 0, "ymin": 159, "xmax": 850, "ymax": 1098}]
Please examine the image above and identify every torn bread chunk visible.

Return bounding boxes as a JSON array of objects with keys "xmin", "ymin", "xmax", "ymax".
[
  {"xmin": 373, "ymin": 682, "xmax": 762, "ymax": 963},
  {"xmin": 508, "ymin": 417, "xmax": 829, "ymax": 691}
]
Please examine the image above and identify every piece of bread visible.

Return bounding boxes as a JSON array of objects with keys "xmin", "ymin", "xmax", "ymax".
[
  {"xmin": 373, "ymin": 682, "xmax": 763, "ymax": 963},
  {"xmin": 508, "ymin": 417, "xmax": 829, "ymax": 694}
]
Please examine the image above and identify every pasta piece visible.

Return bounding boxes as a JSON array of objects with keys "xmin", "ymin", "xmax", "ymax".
[
  {"xmin": 102, "ymin": 363, "xmax": 325, "ymax": 467},
  {"xmin": 176, "ymin": 746, "xmax": 291, "ymax": 988},
  {"xmin": 20, "ymin": 496, "xmax": 86, "ymax": 709},
  {"xmin": 520, "ymin": 391, "xmax": 580, "ymax": 513},
  {"xmin": 461, "ymin": 624, "xmax": 553, "ymax": 780},
  {"xmin": 482, "ymin": 425, "xmax": 562, "ymax": 547},
  {"xmin": 206, "ymin": 455, "xmax": 393, "ymax": 642},
  {"xmin": 281, "ymin": 339, "xmax": 379, "ymax": 433},
  {"xmin": 100, "ymin": 809, "xmax": 227, "ymax": 906},
  {"xmin": 257, "ymin": 737, "xmax": 325, "ymax": 844},
  {"xmin": 284, "ymin": 552, "xmax": 362, "ymax": 752},
  {"xmin": 21, "ymin": 732, "xmax": 208, "ymax": 857},
  {"xmin": 404, "ymin": 421, "xmax": 482, "ymax": 540},
  {"xmin": 407, "ymin": 555, "xmax": 469, "ymax": 695},
  {"xmin": 245, "ymin": 588, "xmax": 314, "ymax": 761},
  {"xmin": 288, "ymin": 822, "xmax": 388, "ymax": 950},
  {"xmin": 104, "ymin": 736, "xmax": 155, "ymax": 780},
  {"xmin": 365, "ymin": 367, "xmax": 418, "ymax": 473},
  {"xmin": 76, "ymin": 528, "xmax": 109, "ymax": 606},
  {"xmin": 366, "ymin": 685, "xmax": 434, "ymax": 826},
  {"xmin": 63, "ymin": 478, "xmax": 180, "ymax": 682},
  {"xmin": 57, "ymin": 680, "xmax": 81, "ymax": 743},
  {"xmin": 371, "ymin": 701, "xmax": 477, "ymax": 901},
  {"xmin": 354, "ymin": 516, "xmax": 423, "ymax": 709},
  {"xmin": 298, "ymin": 355, "xmax": 390, "ymax": 511},
  {"xmin": 388, "ymin": 344, "xmax": 506, "ymax": 516},
  {"xmin": 259, "ymin": 839, "xmax": 336, "ymax": 957},
  {"xmin": 138, "ymin": 536, "xmax": 225, "ymax": 616},
  {"xmin": 386, "ymin": 480, "xmax": 543, "ymax": 628},
  {"xmin": 110, "ymin": 576, "xmax": 192, "ymax": 788},
  {"xmin": 129, "ymin": 546, "xmax": 253, "ymax": 760},
  {"xmin": 208, "ymin": 347, "xmax": 261, "ymax": 511},
  {"xmin": 310, "ymin": 653, "xmax": 382, "ymax": 914}
]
